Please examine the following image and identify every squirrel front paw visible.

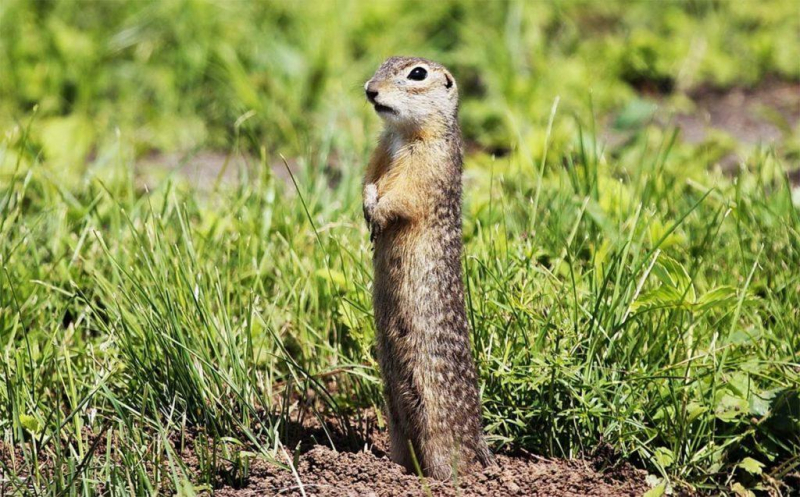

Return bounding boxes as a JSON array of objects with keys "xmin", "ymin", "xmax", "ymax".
[
  {"xmin": 363, "ymin": 184, "xmax": 383, "ymax": 241},
  {"xmin": 369, "ymin": 210, "xmax": 387, "ymax": 242},
  {"xmin": 363, "ymin": 184, "xmax": 378, "ymax": 217}
]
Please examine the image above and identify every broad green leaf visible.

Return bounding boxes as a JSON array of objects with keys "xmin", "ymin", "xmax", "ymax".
[
  {"xmin": 643, "ymin": 482, "xmax": 666, "ymax": 497},
  {"xmin": 695, "ymin": 286, "xmax": 738, "ymax": 312},
  {"xmin": 647, "ymin": 219, "xmax": 686, "ymax": 250},
  {"xmin": 687, "ymin": 401, "xmax": 707, "ymax": 422},
  {"xmin": 632, "ymin": 285, "xmax": 685, "ymax": 311},
  {"xmin": 715, "ymin": 393, "xmax": 749, "ymax": 421},
  {"xmin": 653, "ymin": 447, "xmax": 674, "ymax": 468},
  {"xmin": 730, "ymin": 482, "xmax": 755, "ymax": 497},
  {"xmin": 726, "ymin": 372, "xmax": 751, "ymax": 397},
  {"xmin": 737, "ymin": 457, "xmax": 764, "ymax": 475},
  {"xmin": 651, "ymin": 257, "xmax": 695, "ymax": 302},
  {"xmin": 19, "ymin": 414, "xmax": 41, "ymax": 434},
  {"xmin": 750, "ymin": 389, "xmax": 778, "ymax": 417}
]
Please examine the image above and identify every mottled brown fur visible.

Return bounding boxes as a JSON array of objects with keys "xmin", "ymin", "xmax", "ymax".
[{"xmin": 362, "ymin": 56, "xmax": 493, "ymax": 480}]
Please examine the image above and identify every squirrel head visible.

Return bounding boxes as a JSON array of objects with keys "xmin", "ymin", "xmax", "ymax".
[{"xmin": 365, "ymin": 56, "xmax": 458, "ymax": 135}]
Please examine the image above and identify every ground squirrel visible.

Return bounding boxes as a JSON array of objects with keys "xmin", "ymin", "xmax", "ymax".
[{"xmin": 362, "ymin": 56, "xmax": 493, "ymax": 480}]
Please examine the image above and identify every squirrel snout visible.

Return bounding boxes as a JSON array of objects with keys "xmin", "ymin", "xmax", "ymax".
[{"xmin": 365, "ymin": 88, "xmax": 379, "ymax": 103}]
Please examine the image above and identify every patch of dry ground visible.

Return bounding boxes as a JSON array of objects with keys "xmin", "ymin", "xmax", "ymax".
[
  {"xmin": 674, "ymin": 80, "xmax": 800, "ymax": 178},
  {"xmin": 215, "ymin": 410, "xmax": 650, "ymax": 497},
  {"xmin": 674, "ymin": 79, "xmax": 799, "ymax": 146},
  {"xmin": 217, "ymin": 448, "xmax": 648, "ymax": 497}
]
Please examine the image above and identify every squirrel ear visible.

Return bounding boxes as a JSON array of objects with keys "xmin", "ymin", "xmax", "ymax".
[{"xmin": 444, "ymin": 73, "xmax": 453, "ymax": 89}]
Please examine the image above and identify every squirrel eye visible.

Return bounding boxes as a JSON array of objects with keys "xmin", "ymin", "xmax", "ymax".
[{"xmin": 407, "ymin": 67, "xmax": 427, "ymax": 81}]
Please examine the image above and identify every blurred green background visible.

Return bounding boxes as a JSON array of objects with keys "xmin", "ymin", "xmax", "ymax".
[{"xmin": 1, "ymin": 0, "xmax": 798, "ymax": 169}]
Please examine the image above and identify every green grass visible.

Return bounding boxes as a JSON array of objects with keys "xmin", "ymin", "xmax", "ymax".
[
  {"xmin": 1, "ymin": 0, "xmax": 799, "ymax": 495},
  {"xmin": 3, "ymin": 109, "xmax": 799, "ymax": 494}
]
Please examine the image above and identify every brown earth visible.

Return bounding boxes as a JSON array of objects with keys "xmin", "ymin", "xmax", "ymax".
[
  {"xmin": 0, "ymin": 408, "xmax": 654, "ymax": 496},
  {"xmin": 216, "ymin": 448, "xmax": 650, "ymax": 497},
  {"xmin": 212, "ymin": 410, "xmax": 652, "ymax": 497},
  {"xmin": 673, "ymin": 79, "xmax": 800, "ymax": 146},
  {"xmin": 673, "ymin": 79, "xmax": 800, "ymax": 179}
]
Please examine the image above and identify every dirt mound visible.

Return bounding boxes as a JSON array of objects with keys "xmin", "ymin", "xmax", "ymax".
[
  {"xmin": 215, "ymin": 411, "xmax": 650, "ymax": 496},
  {"xmin": 216, "ymin": 447, "xmax": 649, "ymax": 497}
]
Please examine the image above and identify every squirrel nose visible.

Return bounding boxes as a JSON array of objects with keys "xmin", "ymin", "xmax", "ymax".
[{"xmin": 366, "ymin": 89, "xmax": 378, "ymax": 103}]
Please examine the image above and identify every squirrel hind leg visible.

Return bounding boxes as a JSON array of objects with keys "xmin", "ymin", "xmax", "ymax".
[
  {"xmin": 417, "ymin": 440, "xmax": 485, "ymax": 481},
  {"xmin": 388, "ymin": 427, "xmax": 414, "ymax": 471},
  {"xmin": 383, "ymin": 389, "xmax": 416, "ymax": 471},
  {"xmin": 417, "ymin": 425, "xmax": 494, "ymax": 479}
]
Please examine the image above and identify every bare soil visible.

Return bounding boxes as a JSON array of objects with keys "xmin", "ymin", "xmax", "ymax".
[
  {"xmin": 216, "ymin": 448, "xmax": 649, "ymax": 497},
  {"xmin": 673, "ymin": 79, "xmax": 800, "ymax": 146},
  {"xmin": 213, "ymin": 410, "xmax": 651, "ymax": 497},
  {"xmin": 673, "ymin": 79, "xmax": 800, "ymax": 180}
]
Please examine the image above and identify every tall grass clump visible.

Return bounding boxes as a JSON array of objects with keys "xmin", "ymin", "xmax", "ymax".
[
  {"xmin": 0, "ymin": 128, "xmax": 379, "ymax": 493},
  {"xmin": 468, "ymin": 129, "xmax": 800, "ymax": 491}
]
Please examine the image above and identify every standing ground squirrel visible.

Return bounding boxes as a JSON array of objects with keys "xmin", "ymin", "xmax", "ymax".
[{"xmin": 362, "ymin": 56, "xmax": 493, "ymax": 480}]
